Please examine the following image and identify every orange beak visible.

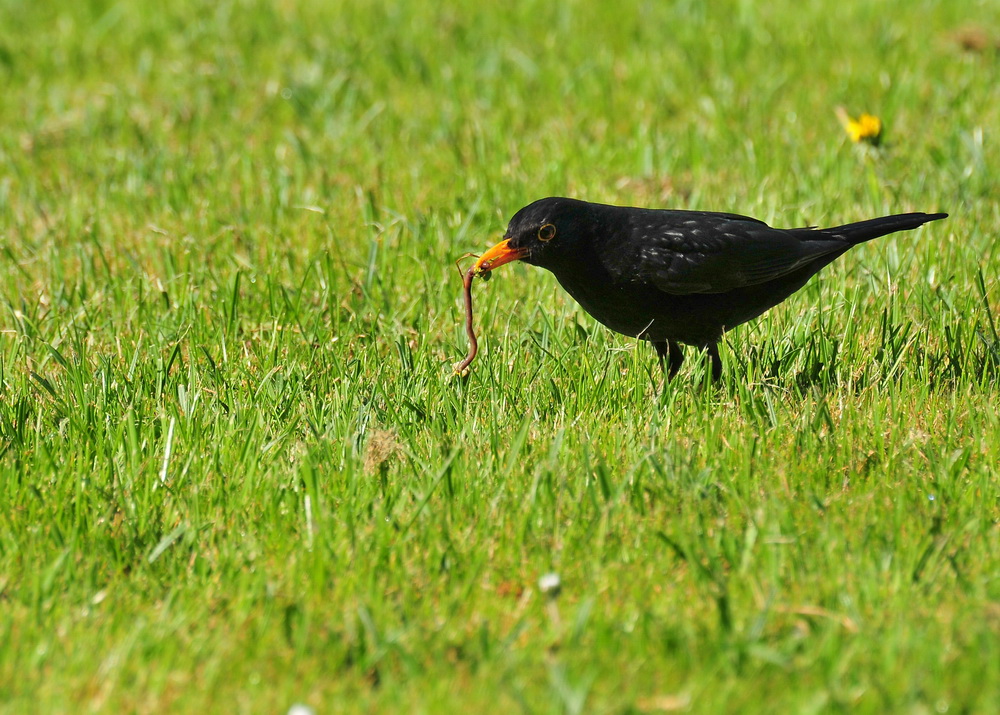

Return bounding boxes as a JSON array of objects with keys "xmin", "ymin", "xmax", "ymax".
[{"xmin": 472, "ymin": 239, "xmax": 528, "ymax": 275}]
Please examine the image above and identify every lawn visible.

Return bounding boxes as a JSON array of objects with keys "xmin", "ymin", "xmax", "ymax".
[{"xmin": 1, "ymin": 0, "xmax": 998, "ymax": 712}]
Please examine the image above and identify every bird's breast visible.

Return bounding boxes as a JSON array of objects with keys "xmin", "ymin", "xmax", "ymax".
[{"xmin": 553, "ymin": 272, "xmax": 662, "ymax": 337}]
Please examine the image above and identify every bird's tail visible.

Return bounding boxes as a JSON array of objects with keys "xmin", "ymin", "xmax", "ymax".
[{"xmin": 827, "ymin": 212, "xmax": 948, "ymax": 245}]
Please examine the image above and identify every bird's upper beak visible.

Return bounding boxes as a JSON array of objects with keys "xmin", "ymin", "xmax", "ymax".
[{"xmin": 472, "ymin": 238, "xmax": 528, "ymax": 275}]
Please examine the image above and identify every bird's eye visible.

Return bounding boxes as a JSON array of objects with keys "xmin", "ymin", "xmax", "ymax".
[{"xmin": 538, "ymin": 223, "xmax": 556, "ymax": 242}]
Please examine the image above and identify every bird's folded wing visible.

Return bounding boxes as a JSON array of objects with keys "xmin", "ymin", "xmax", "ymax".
[{"xmin": 640, "ymin": 222, "xmax": 848, "ymax": 295}]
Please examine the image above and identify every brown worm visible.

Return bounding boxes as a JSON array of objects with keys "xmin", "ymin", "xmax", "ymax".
[{"xmin": 453, "ymin": 266, "xmax": 478, "ymax": 374}]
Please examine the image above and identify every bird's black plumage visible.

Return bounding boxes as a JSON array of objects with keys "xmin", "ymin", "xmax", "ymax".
[{"xmin": 472, "ymin": 197, "xmax": 947, "ymax": 380}]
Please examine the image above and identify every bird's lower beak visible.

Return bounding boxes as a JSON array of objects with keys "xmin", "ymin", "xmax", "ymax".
[{"xmin": 472, "ymin": 239, "xmax": 528, "ymax": 275}]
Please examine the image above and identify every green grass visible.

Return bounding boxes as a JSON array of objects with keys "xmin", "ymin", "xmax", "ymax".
[{"xmin": 1, "ymin": 0, "xmax": 999, "ymax": 712}]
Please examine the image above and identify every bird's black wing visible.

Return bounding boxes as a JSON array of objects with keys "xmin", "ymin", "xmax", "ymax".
[{"xmin": 632, "ymin": 214, "xmax": 849, "ymax": 295}]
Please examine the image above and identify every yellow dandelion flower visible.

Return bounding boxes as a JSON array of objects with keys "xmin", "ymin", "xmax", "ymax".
[{"xmin": 836, "ymin": 107, "xmax": 883, "ymax": 145}]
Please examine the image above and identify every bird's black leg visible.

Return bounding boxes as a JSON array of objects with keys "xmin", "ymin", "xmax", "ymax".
[
  {"xmin": 654, "ymin": 341, "xmax": 669, "ymax": 373},
  {"xmin": 668, "ymin": 340, "xmax": 685, "ymax": 379},
  {"xmin": 654, "ymin": 340, "xmax": 685, "ymax": 380},
  {"xmin": 706, "ymin": 343, "xmax": 722, "ymax": 381}
]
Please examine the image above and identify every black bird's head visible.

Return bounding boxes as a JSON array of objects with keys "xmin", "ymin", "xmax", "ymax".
[{"xmin": 472, "ymin": 197, "xmax": 596, "ymax": 276}]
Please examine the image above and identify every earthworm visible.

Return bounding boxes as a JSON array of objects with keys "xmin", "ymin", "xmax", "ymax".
[{"xmin": 453, "ymin": 266, "xmax": 478, "ymax": 374}]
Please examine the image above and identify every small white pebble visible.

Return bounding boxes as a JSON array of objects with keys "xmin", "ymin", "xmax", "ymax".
[{"xmin": 538, "ymin": 572, "xmax": 561, "ymax": 597}]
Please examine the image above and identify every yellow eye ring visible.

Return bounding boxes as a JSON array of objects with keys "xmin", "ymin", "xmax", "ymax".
[{"xmin": 538, "ymin": 223, "xmax": 556, "ymax": 242}]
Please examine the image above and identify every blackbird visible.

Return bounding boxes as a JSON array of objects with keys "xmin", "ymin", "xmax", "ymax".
[{"xmin": 471, "ymin": 198, "xmax": 947, "ymax": 380}]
